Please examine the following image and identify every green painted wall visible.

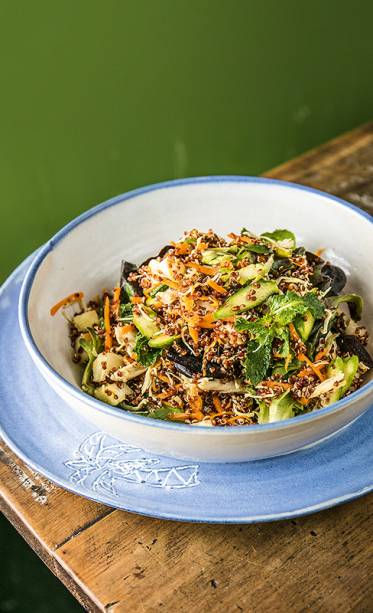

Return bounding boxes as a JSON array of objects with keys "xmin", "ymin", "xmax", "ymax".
[{"xmin": 1, "ymin": 0, "xmax": 373, "ymax": 282}]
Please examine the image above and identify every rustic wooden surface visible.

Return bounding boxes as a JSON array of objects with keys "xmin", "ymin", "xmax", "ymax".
[{"xmin": 1, "ymin": 123, "xmax": 373, "ymax": 613}]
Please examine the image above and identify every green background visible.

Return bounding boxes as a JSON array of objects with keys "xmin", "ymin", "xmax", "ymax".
[
  {"xmin": 1, "ymin": 0, "xmax": 373, "ymax": 284},
  {"xmin": 0, "ymin": 0, "xmax": 372, "ymax": 610}
]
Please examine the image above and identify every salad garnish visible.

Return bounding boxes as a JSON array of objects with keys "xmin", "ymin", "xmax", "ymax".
[{"xmin": 51, "ymin": 228, "xmax": 372, "ymax": 425}]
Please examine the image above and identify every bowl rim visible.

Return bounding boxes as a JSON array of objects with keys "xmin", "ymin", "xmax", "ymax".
[{"xmin": 18, "ymin": 175, "xmax": 373, "ymax": 435}]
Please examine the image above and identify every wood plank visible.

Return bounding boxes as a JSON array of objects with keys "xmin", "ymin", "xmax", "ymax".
[
  {"xmin": 56, "ymin": 496, "xmax": 373, "ymax": 613},
  {"xmin": 266, "ymin": 121, "xmax": 373, "ymax": 214},
  {"xmin": 1, "ymin": 123, "xmax": 373, "ymax": 612}
]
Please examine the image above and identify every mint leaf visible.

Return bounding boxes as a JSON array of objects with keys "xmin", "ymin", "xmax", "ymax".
[
  {"xmin": 235, "ymin": 319, "xmax": 268, "ymax": 334},
  {"xmin": 302, "ymin": 293, "xmax": 324, "ymax": 319},
  {"xmin": 244, "ymin": 336, "xmax": 273, "ymax": 385},
  {"xmin": 261, "ymin": 228, "xmax": 296, "ymax": 246},
  {"xmin": 274, "ymin": 326, "xmax": 290, "ymax": 358},
  {"xmin": 134, "ymin": 334, "xmax": 162, "ymax": 367},
  {"xmin": 266, "ymin": 291, "xmax": 309, "ymax": 326}
]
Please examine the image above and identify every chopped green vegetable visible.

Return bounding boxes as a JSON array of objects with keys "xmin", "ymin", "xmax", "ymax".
[
  {"xmin": 134, "ymin": 334, "xmax": 162, "ymax": 367},
  {"xmin": 214, "ymin": 280, "xmax": 279, "ymax": 320},
  {"xmin": 261, "ymin": 229, "xmax": 296, "ymax": 257},
  {"xmin": 325, "ymin": 355, "xmax": 359, "ymax": 405},
  {"xmin": 326, "ymin": 294, "xmax": 363, "ymax": 321}
]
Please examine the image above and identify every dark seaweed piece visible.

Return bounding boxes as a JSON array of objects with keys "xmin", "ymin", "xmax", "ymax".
[
  {"xmin": 337, "ymin": 335, "xmax": 373, "ymax": 368},
  {"xmin": 120, "ymin": 260, "xmax": 143, "ymax": 298},
  {"xmin": 167, "ymin": 346, "xmax": 202, "ymax": 378},
  {"xmin": 305, "ymin": 250, "xmax": 323, "ymax": 266},
  {"xmin": 310, "ymin": 260, "xmax": 347, "ymax": 296},
  {"xmin": 140, "ymin": 245, "xmax": 173, "ymax": 268},
  {"xmin": 293, "ymin": 247, "xmax": 306, "ymax": 256},
  {"xmin": 306, "ymin": 320, "xmax": 325, "ymax": 360},
  {"xmin": 205, "ymin": 361, "xmax": 226, "ymax": 378},
  {"xmin": 271, "ymin": 257, "xmax": 295, "ymax": 275},
  {"xmin": 321, "ymin": 264, "xmax": 347, "ymax": 295}
]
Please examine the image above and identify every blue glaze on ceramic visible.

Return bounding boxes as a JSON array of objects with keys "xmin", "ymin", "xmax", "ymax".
[
  {"xmin": 2, "ymin": 256, "xmax": 373, "ymax": 522},
  {"xmin": 18, "ymin": 177, "xmax": 373, "ymax": 436}
]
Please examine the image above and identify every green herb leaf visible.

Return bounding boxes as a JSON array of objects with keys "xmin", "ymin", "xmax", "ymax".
[
  {"xmin": 244, "ymin": 332, "xmax": 274, "ymax": 385},
  {"xmin": 302, "ymin": 293, "xmax": 325, "ymax": 319},
  {"xmin": 266, "ymin": 291, "xmax": 309, "ymax": 326},
  {"xmin": 261, "ymin": 229, "xmax": 296, "ymax": 257},
  {"xmin": 274, "ymin": 326, "xmax": 290, "ymax": 358},
  {"xmin": 119, "ymin": 303, "xmax": 133, "ymax": 322},
  {"xmin": 134, "ymin": 334, "xmax": 162, "ymax": 367}
]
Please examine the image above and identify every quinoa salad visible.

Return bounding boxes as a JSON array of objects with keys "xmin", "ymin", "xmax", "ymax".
[{"xmin": 51, "ymin": 227, "xmax": 373, "ymax": 426}]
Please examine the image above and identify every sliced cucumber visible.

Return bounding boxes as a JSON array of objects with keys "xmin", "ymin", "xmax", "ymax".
[
  {"xmin": 133, "ymin": 305, "xmax": 160, "ymax": 338},
  {"xmin": 214, "ymin": 280, "xmax": 279, "ymax": 320},
  {"xmin": 326, "ymin": 355, "xmax": 359, "ymax": 405},
  {"xmin": 148, "ymin": 332, "xmax": 180, "ymax": 348},
  {"xmin": 73, "ymin": 310, "xmax": 99, "ymax": 331},
  {"xmin": 294, "ymin": 310, "xmax": 315, "ymax": 341},
  {"xmin": 238, "ymin": 255, "xmax": 274, "ymax": 284}
]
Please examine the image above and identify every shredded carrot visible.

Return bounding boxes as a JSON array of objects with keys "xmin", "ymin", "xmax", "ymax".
[
  {"xmin": 261, "ymin": 380, "xmax": 292, "ymax": 390},
  {"xmin": 130, "ymin": 296, "xmax": 144, "ymax": 304},
  {"xmin": 212, "ymin": 395, "xmax": 223, "ymax": 412},
  {"xmin": 217, "ymin": 316, "xmax": 236, "ymax": 322},
  {"xmin": 298, "ymin": 353, "xmax": 325, "ymax": 381},
  {"xmin": 104, "ymin": 295, "xmax": 112, "ymax": 351},
  {"xmin": 171, "ymin": 241, "xmax": 191, "ymax": 255},
  {"xmin": 156, "ymin": 389, "xmax": 174, "ymax": 400},
  {"xmin": 112, "ymin": 286, "xmax": 121, "ymax": 318},
  {"xmin": 188, "ymin": 325, "xmax": 199, "ymax": 344},
  {"xmin": 196, "ymin": 242, "xmax": 208, "ymax": 252},
  {"xmin": 299, "ymin": 397, "xmax": 310, "ymax": 406},
  {"xmin": 50, "ymin": 292, "xmax": 84, "ymax": 316},
  {"xmin": 181, "ymin": 294, "xmax": 194, "ymax": 310},
  {"xmin": 161, "ymin": 278, "xmax": 181, "ymax": 290},
  {"xmin": 157, "ymin": 373, "xmax": 170, "ymax": 384},
  {"xmin": 187, "ymin": 262, "xmax": 218, "ymax": 276},
  {"xmin": 207, "ymin": 279, "xmax": 227, "ymax": 295},
  {"xmin": 168, "ymin": 412, "xmax": 189, "ymax": 421},
  {"xmin": 315, "ymin": 248, "xmax": 325, "ymax": 257},
  {"xmin": 315, "ymin": 349, "xmax": 326, "ymax": 361},
  {"xmin": 289, "ymin": 322, "xmax": 300, "ymax": 341},
  {"xmin": 298, "ymin": 367, "xmax": 312, "ymax": 378},
  {"xmin": 198, "ymin": 314, "xmax": 216, "ymax": 329},
  {"xmin": 121, "ymin": 324, "xmax": 135, "ymax": 334}
]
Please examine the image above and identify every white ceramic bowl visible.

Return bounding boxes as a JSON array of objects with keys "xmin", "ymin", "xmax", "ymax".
[{"xmin": 19, "ymin": 177, "xmax": 373, "ymax": 462}]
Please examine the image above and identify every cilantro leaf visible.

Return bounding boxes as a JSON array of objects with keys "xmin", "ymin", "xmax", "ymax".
[{"xmin": 134, "ymin": 334, "xmax": 162, "ymax": 367}]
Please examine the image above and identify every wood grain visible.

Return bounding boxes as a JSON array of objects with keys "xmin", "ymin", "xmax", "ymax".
[{"xmin": 1, "ymin": 123, "xmax": 373, "ymax": 612}]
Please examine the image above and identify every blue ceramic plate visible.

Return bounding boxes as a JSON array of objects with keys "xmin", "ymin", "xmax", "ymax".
[{"xmin": 1, "ymin": 255, "xmax": 372, "ymax": 523}]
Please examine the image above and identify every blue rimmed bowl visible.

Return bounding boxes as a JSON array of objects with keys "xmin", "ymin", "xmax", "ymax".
[{"xmin": 18, "ymin": 177, "xmax": 373, "ymax": 462}]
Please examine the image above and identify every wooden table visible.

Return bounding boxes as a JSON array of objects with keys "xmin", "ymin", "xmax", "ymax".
[{"xmin": 1, "ymin": 124, "xmax": 373, "ymax": 613}]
